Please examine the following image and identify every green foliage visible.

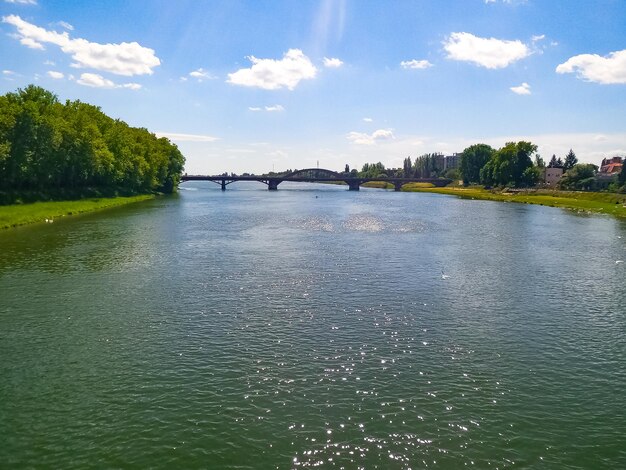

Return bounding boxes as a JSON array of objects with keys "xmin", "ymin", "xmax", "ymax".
[
  {"xmin": 402, "ymin": 156, "xmax": 412, "ymax": 177},
  {"xmin": 412, "ymin": 153, "xmax": 445, "ymax": 178},
  {"xmin": 359, "ymin": 162, "xmax": 387, "ymax": 178},
  {"xmin": 444, "ymin": 167, "xmax": 460, "ymax": 180},
  {"xmin": 535, "ymin": 154, "xmax": 545, "ymax": 168},
  {"xmin": 460, "ymin": 144, "xmax": 495, "ymax": 184},
  {"xmin": 548, "ymin": 154, "xmax": 564, "ymax": 169},
  {"xmin": 480, "ymin": 141, "xmax": 537, "ymax": 188},
  {"xmin": 558, "ymin": 163, "xmax": 599, "ymax": 190},
  {"xmin": 563, "ymin": 149, "xmax": 578, "ymax": 172},
  {"xmin": 619, "ymin": 163, "xmax": 626, "ymax": 188},
  {"xmin": 0, "ymin": 85, "xmax": 185, "ymax": 198}
]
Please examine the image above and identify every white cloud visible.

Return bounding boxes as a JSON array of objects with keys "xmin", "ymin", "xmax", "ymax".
[
  {"xmin": 43, "ymin": 60, "xmax": 55, "ymax": 66},
  {"xmin": 18, "ymin": 36, "xmax": 45, "ymax": 50},
  {"xmin": 55, "ymin": 21, "xmax": 73, "ymax": 31},
  {"xmin": 531, "ymin": 34, "xmax": 545, "ymax": 42},
  {"xmin": 47, "ymin": 70, "xmax": 64, "ymax": 79},
  {"xmin": 443, "ymin": 32, "xmax": 530, "ymax": 69},
  {"xmin": 400, "ymin": 59, "xmax": 433, "ymax": 70},
  {"xmin": 510, "ymin": 82, "xmax": 531, "ymax": 95},
  {"xmin": 77, "ymin": 73, "xmax": 115, "ymax": 88},
  {"xmin": 248, "ymin": 105, "xmax": 285, "ymax": 112},
  {"xmin": 227, "ymin": 49, "xmax": 317, "ymax": 90},
  {"xmin": 75, "ymin": 72, "xmax": 141, "ymax": 90},
  {"xmin": 2, "ymin": 70, "xmax": 16, "ymax": 80},
  {"xmin": 363, "ymin": 117, "xmax": 373, "ymax": 122},
  {"xmin": 347, "ymin": 128, "xmax": 394, "ymax": 145},
  {"xmin": 484, "ymin": 0, "xmax": 527, "ymax": 4},
  {"xmin": 323, "ymin": 57, "xmax": 343, "ymax": 68},
  {"xmin": 2, "ymin": 15, "xmax": 160, "ymax": 76},
  {"xmin": 155, "ymin": 132, "xmax": 219, "ymax": 142},
  {"xmin": 4, "ymin": 0, "xmax": 37, "ymax": 4},
  {"xmin": 556, "ymin": 49, "xmax": 626, "ymax": 84},
  {"xmin": 188, "ymin": 67, "xmax": 216, "ymax": 82}
]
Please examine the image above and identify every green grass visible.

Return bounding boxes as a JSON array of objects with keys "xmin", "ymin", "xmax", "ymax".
[
  {"xmin": 401, "ymin": 185, "xmax": 626, "ymax": 218},
  {"xmin": 0, "ymin": 194, "xmax": 155, "ymax": 229},
  {"xmin": 361, "ymin": 181, "xmax": 395, "ymax": 189}
]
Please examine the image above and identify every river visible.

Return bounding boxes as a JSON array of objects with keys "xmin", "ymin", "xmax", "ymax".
[{"xmin": 1, "ymin": 181, "xmax": 625, "ymax": 469}]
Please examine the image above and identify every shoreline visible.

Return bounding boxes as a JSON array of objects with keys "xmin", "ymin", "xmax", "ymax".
[
  {"xmin": 401, "ymin": 184, "xmax": 626, "ymax": 218},
  {"xmin": 0, "ymin": 194, "xmax": 156, "ymax": 229}
]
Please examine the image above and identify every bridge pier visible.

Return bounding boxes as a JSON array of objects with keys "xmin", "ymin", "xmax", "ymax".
[
  {"xmin": 268, "ymin": 179, "xmax": 281, "ymax": 190},
  {"xmin": 221, "ymin": 179, "xmax": 227, "ymax": 191},
  {"xmin": 347, "ymin": 180, "xmax": 360, "ymax": 191},
  {"xmin": 393, "ymin": 181, "xmax": 403, "ymax": 192}
]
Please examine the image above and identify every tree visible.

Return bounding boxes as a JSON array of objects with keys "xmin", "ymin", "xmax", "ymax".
[
  {"xmin": 403, "ymin": 156, "xmax": 412, "ymax": 178},
  {"xmin": 618, "ymin": 163, "xmax": 626, "ymax": 188},
  {"xmin": 535, "ymin": 154, "xmax": 545, "ymax": 168},
  {"xmin": 460, "ymin": 144, "xmax": 495, "ymax": 185},
  {"xmin": 0, "ymin": 85, "xmax": 185, "ymax": 197},
  {"xmin": 344, "ymin": 164, "xmax": 350, "ymax": 174},
  {"xmin": 548, "ymin": 154, "xmax": 563, "ymax": 168},
  {"xmin": 480, "ymin": 141, "xmax": 538, "ymax": 188},
  {"xmin": 558, "ymin": 163, "xmax": 598, "ymax": 190},
  {"xmin": 563, "ymin": 149, "xmax": 578, "ymax": 172},
  {"xmin": 359, "ymin": 162, "xmax": 386, "ymax": 178},
  {"xmin": 444, "ymin": 167, "xmax": 460, "ymax": 180}
]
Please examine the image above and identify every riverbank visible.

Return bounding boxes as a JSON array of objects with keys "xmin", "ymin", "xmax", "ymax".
[
  {"xmin": 0, "ymin": 194, "xmax": 155, "ymax": 229},
  {"xmin": 401, "ymin": 184, "xmax": 626, "ymax": 218}
]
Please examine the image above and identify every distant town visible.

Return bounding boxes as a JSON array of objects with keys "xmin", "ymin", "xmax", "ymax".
[{"xmin": 222, "ymin": 148, "xmax": 626, "ymax": 193}]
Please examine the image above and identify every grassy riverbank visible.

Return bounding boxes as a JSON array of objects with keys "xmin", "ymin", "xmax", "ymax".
[
  {"xmin": 0, "ymin": 194, "xmax": 155, "ymax": 229},
  {"xmin": 401, "ymin": 183, "xmax": 626, "ymax": 218}
]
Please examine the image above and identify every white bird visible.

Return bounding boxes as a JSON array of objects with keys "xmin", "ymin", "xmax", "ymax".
[{"xmin": 441, "ymin": 271, "xmax": 450, "ymax": 280}]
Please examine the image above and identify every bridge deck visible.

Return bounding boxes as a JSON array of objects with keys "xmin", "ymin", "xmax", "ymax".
[{"xmin": 180, "ymin": 172, "xmax": 451, "ymax": 190}]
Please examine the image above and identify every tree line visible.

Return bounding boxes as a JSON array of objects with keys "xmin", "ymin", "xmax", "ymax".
[
  {"xmin": 0, "ymin": 85, "xmax": 185, "ymax": 202},
  {"xmin": 341, "ymin": 154, "xmax": 459, "ymax": 180},
  {"xmin": 345, "ymin": 142, "xmax": 625, "ymax": 192},
  {"xmin": 460, "ymin": 143, "xmax": 626, "ymax": 191}
]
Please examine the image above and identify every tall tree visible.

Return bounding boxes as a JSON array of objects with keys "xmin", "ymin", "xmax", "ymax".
[
  {"xmin": 563, "ymin": 149, "xmax": 578, "ymax": 172},
  {"xmin": 548, "ymin": 154, "xmax": 563, "ymax": 168},
  {"xmin": 480, "ymin": 141, "xmax": 538, "ymax": 187},
  {"xmin": 535, "ymin": 154, "xmax": 545, "ymax": 168},
  {"xmin": 0, "ymin": 85, "xmax": 185, "ymax": 196},
  {"xmin": 403, "ymin": 156, "xmax": 412, "ymax": 178},
  {"xmin": 460, "ymin": 144, "xmax": 495, "ymax": 184},
  {"xmin": 559, "ymin": 163, "xmax": 598, "ymax": 190},
  {"xmin": 619, "ymin": 162, "xmax": 626, "ymax": 188}
]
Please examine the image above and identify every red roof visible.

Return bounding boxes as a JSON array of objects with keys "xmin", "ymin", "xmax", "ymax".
[{"xmin": 601, "ymin": 163, "xmax": 623, "ymax": 174}]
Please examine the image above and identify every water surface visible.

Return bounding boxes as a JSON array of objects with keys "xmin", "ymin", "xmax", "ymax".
[{"xmin": 1, "ymin": 182, "xmax": 625, "ymax": 468}]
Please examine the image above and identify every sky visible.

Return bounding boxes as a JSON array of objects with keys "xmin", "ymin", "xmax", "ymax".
[{"xmin": 1, "ymin": 0, "xmax": 625, "ymax": 175}]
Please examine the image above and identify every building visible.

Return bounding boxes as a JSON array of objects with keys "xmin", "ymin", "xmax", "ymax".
[
  {"xmin": 544, "ymin": 167, "xmax": 563, "ymax": 187},
  {"xmin": 444, "ymin": 153, "xmax": 461, "ymax": 170},
  {"xmin": 599, "ymin": 156, "xmax": 623, "ymax": 175}
]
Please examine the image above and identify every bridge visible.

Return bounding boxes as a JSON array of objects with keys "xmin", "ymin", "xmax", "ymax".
[{"xmin": 180, "ymin": 168, "xmax": 451, "ymax": 191}]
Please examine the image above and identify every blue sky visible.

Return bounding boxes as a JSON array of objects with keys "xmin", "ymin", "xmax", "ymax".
[{"xmin": 1, "ymin": 0, "xmax": 625, "ymax": 174}]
